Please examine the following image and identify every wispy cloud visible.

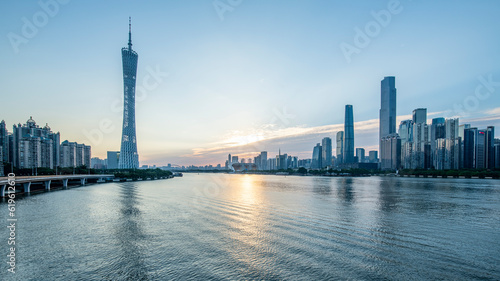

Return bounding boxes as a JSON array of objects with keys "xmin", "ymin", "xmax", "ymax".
[{"xmin": 144, "ymin": 110, "xmax": 499, "ymax": 166}]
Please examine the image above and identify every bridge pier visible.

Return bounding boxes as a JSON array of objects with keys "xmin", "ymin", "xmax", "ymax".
[
  {"xmin": 80, "ymin": 178, "xmax": 86, "ymax": 185},
  {"xmin": 44, "ymin": 180, "xmax": 51, "ymax": 191},
  {"xmin": 1, "ymin": 185, "xmax": 6, "ymax": 197},
  {"xmin": 62, "ymin": 179, "xmax": 69, "ymax": 188},
  {"xmin": 23, "ymin": 182, "xmax": 31, "ymax": 193}
]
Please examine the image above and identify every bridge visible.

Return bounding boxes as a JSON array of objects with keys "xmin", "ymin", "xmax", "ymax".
[{"xmin": 0, "ymin": 174, "xmax": 115, "ymax": 197}]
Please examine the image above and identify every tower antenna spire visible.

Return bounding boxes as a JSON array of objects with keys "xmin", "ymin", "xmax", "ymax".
[{"xmin": 128, "ymin": 17, "xmax": 132, "ymax": 50}]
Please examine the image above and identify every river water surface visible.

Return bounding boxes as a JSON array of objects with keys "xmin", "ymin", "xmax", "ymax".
[{"xmin": 2, "ymin": 174, "xmax": 500, "ymax": 280}]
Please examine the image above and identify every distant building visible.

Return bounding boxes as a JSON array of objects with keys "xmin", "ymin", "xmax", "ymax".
[
  {"xmin": 298, "ymin": 159, "xmax": 311, "ymax": 169},
  {"xmin": 312, "ymin": 143, "xmax": 322, "ymax": 169},
  {"xmin": 368, "ymin": 151, "xmax": 378, "ymax": 163},
  {"xmin": 91, "ymin": 157, "xmax": 106, "ymax": 169},
  {"xmin": 379, "ymin": 76, "xmax": 397, "ymax": 165},
  {"xmin": 0, "ymin": 120, "xmax": 10, "ymax": 163},
  {"xmin": 380, "ymin": 134, "xmax": 401, "ymax": 170},
  {"xmin": 343, "ymin": 105, "xmax": 355, "ymax": 164},
  {"xmin": 494, "ymin": 139, "xmax": 500, "ymax": 169},
  {"xmin": 412, "ymin": 108, "xmax": 427, "ymax": 124},
  {"xmin": 107, "ymin": 151, "xmax": 120, "ymax": 169},
  {"xmin": 485, "ymin": 126, "xmax": 495, "ymax": 169},
  {"xmin": 463, "ymin": 127, "xmax": 491, "ymax": 169},
  {"xmin": 321, "ymin": 137, "xmax": 332, "ymax": 168},
  {"xmin": 276, "ymin": 150, "xmax": 287, "ymax": 170},
  {"xmin": 411, "ymin": 112, "xmax": 431, "ymax": 169},
  {"xmin": 355, "ymin": 148, "xmax": 365, "ymax": 163},
  {"xmin": 12, "ymin": 117, "xmax": 60, "ymax": 169},
  {"xmin": 60, "ymin": 141, "xmax": 91, "ymax": 168},
  {"xmin": 430, "ymin": 117, "xmax": 446, "ymax": 160},
  {"xmin": 231, "ymin": 156, "xmax": 238, "ymax": 164},
  {"xmin": 336, "ymin": 131, "xmax": 344, "ymax": 165}
]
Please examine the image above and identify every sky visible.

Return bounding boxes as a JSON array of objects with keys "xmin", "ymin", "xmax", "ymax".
[{"xmin": 1, "ymin": 0, "xmax": 500, "ymax": 166}]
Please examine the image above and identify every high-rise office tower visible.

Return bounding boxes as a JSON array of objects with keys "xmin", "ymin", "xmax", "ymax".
[
  {"xmin": 430, "ymin": 117, "xmax": 445, "ymax": 154},
  {"xmin": 463, "ymin": 128, "xmax": 478, "ymax": 169},
  {"xmin": 399, "ymin": 120, "xmax": 413, "ymax": 147},
  {"xmin": 494, "ymin": 139, "xmax": 500, "ymax": 169},
  {"xmin": 412, "ymin": 108, "xmax": 427, "ymax": 124},
  {"xmin": 485, "ymin": 126, "xmax": 495, "ymax": 169},
  {"xmin": 321, "ymin": 137, "xmax": 332, "ymax": 168},
  {"xmin": 118, "ymin": 18, "xmax": 139, "ymax": 169},
  {"xmin": 343, "ymin": 105, "xmax": 354, "ymax": 164},
  {"xmin": 336, "ymin": 131, "xmax": 344, "ymax": 165},
  {"xmin": 444, "ymin": 118, "xmax": 460, "ymax": 170},
  {"xmin": 379, "ymin": 76, "xmax": 397, "ymax": 158},
  {"xmin": 369, "ymin": 151, "xmax": 378, "ymax": 163},
  {"xmin": 381, "ymin": 134, "xmax": 401, "ymax": 170},
  {"xmin": 476, "ymin": 129, "xmax": 486, "ymax": 169},
  {"xmin": 260, "ymin": 151, "xmax": 268, "ymax": 170},
  {"xmin": 312, "ymin": 143, "xmax": 322, "ymax": 169},
  {"xmin": 355, "ymin": 148, "xmax": 365, "ymax": 163}
]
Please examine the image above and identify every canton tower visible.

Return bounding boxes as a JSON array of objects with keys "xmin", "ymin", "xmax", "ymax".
[{"xmin": 118, "ymin": 17, "xmax": 139, "ymax": 169}]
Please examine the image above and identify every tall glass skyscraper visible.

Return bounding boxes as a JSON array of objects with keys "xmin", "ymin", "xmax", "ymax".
[
  {"xmin": 118, "ymin": 18, "xmax": 139, "ymax": 169},
  {"xmin": 343, "ymin": 105, "xmax": 354, "ymax": 164},
  {"xmin": 336, "ymin": 131, "xmax": 344, "ymax": 165},
  {"xmin": 321, "ymin": 137, "xmax": 332, "ymax": 168},
  {"xmin": 379, "ymin": 76, "xmax": 397, "ymax": 152},
  {"xmin": 379, "ymin": 76, "xmax": 396, "ymax": 168}
]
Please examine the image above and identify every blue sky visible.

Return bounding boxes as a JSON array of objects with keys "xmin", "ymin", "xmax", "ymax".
[{"xmin": 1, "ymin": 0, "xmax": 499, "ymax": 166}]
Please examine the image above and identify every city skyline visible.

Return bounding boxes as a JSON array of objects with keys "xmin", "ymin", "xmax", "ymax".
[{"xmin": 1, "ymin": 1, "xmax": 500, "ymax": 166}]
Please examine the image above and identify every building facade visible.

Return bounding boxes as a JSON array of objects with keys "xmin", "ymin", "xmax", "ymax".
[
  {"xmin": 12, "ymin": 117, "xmax": 60, "ymax": 169},
  {"xmin": 336, "ymin": 131, "xmax": 344, "ymax": 165},
  {"xmin": 312, "ymin": 143, "xmax": 322, "ymax": 169},
  {"xmin": 321, "ymin": 137, "xmax": 332, "ymax": 168},
  {"xmin": 379, "ymin": 76, "xmax": 397, "ymax": 166},
  {"xmin": 343, "ymin": 105, "xmax": 355, "ymax": 164},
  {"xmin": 380, "ymin": 134, "xmax": 401, "ymax": 170}
]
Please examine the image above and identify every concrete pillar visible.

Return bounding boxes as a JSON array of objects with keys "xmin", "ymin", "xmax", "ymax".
[
  {"xmin": 44, "ymin": 180, "xmax": 51, "ymax": 191},
  {"xmin": 80, "ymin": 178, "xmax": 86, "ymax": 185},
  {"xmin": 1, "ymin": 185, "xmax": 6, "ymax": 197},
  {"xmin": 62, "ymin": 179, "xmax": 69, "ymax": 188},
  {"xmin": 23, "ymin": 182, "xmax": 31, "ymax": 193}
]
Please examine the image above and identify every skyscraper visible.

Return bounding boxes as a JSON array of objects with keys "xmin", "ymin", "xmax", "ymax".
[
  {"xmin": 379, "ymin": 76, "xmax": 397, "ymax": 156},
  {"xmin": 355, "ymin": 148, "xmax": 365, "ymax": 163},
  {"xmin": 430, "ymin": 117, "xmax": 445, "ymax": 154},
  {"xmin": 118, "ymin": 18, "xmax": 139, "ymax": 169},
  {"xmin": 381, "ymin": 134, "xmax": 401, "ymax": 170},
  {"xmin": 312, "ymin": 143, "xmax": 322, "ymax": 169},
  {"xmin": 463, "ymin": 128, "xmax": 478, "ymax": 169},
  {"xmin": 321, "ymin": 137, "xmax": 332, "ymax": 168},
  {"xmin": 412, "ymin": 108, "xmax": 427, "ymax": 124},
  {"xmin": 343, "ymin": 105, "xmax": 354, "ymax": 164},
  {"xmin": 485, "ymin": 126, "xmax": 495, "ymax": 169},
  {"xmin": 336, "ymin": 131, "xmax": 344, "ymax": 165}
]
